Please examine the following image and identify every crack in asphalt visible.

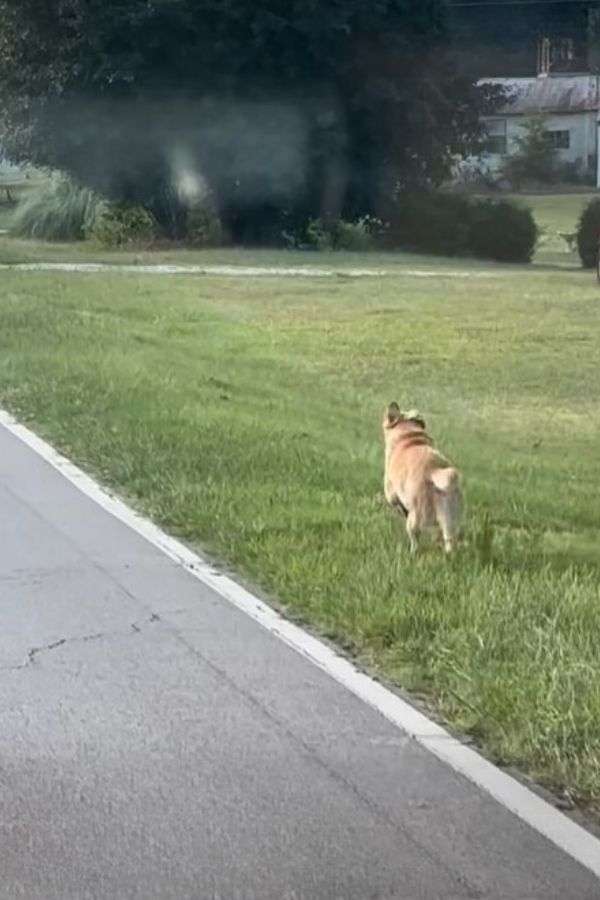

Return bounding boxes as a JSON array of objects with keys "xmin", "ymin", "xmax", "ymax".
[{"xmin": 1, "ymin": 614, "xmax": 161, "ymax": 672}]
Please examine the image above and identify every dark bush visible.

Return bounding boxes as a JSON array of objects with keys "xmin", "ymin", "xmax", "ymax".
[
  {"xmin": 389, "ymin": 192, "xmax": 472, "ymax": 257},
  {"xmin": 576, "ymin": 198, "xmax": 600, "ymax": 268},
  {"xmin": 387, "ymin": 192, "xmax": 537, "ymax": 263},
  {"xmin": 186, "ymin": 203, "xmax": 223, "ymax": 247},
  {"xmin": 468, "ymin": 199, "xmax": 538, "ymax": 263}
]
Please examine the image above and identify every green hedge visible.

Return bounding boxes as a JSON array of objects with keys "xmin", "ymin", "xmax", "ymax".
[{"xmin": 388, "ymin": 192, "xmax": 538, "ymax": 263}]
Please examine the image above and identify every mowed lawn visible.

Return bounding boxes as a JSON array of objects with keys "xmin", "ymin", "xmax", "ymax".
[{"xmin": 1, "ymin": 261, "xmax": 599, "ymax": 813}]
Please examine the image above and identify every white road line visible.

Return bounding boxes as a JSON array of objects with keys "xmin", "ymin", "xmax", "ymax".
[
  {"xmin": 0, "ymin": 262, "xmax": 501, "ymax": 278},
  {"xmin": 0, "ymin": 407, "xmax": 598, "ymax": 881}
]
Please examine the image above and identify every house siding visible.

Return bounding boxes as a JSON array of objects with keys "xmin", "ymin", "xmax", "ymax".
[{"xmin": 482, "ymin": 110, "xmax": 598, "ymax": 174}]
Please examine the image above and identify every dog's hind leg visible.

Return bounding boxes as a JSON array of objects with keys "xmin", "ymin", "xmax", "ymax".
[
  {"xmin": 440, "ymin": 519, "xmax": 458, "ymax": 554},
  {"xmin": 391, "ymin": 495, "xmax": 409, "ymax": 518},
  {"xmin": 385, "ymin": 476, "xmax": 408, "ymax": 518},
  {"xmin": 433, "ymin": 483, "xmax": 463, "ymax": 554},
  {"xmin": 406, "ymin": 509, "xmax": 420, "ymax": 554}
]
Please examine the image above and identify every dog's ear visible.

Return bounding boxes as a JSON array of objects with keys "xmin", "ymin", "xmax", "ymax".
[
  {"xmin": 404, "ymin": 408, "xmax": 426, "ymax": 429},
  {"xmin": 385, "ymin": 401, "xmax": 401, "ymax": 427}
]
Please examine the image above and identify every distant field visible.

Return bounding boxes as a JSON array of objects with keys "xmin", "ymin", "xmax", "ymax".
[{"xmin": 0, "ymin": 259, "xmax": 599, "ymax": 819}]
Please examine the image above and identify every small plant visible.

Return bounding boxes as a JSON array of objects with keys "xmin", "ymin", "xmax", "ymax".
[
  {"xmin": 10, "ymin": 172, "xmax": 102, "ymax": 242},
  {"xmin": 185, "ymin": 203, "xmax": 223, "ymax": 246},
  {"xmin": 87, "ymin": 202, "xmax": 157, "ymax": 247},
  {"xmin": 576, "ymin": 197, "xmax": 600, "ymax": 268},
  {"xmin": 305, "ymin": 218, "xmax": 334, "ymax": 251},
  {"xmin": 305, "ymin": 216, "xmax": 382, "ymax": 252},
  {"xmin": 333, "ymin": 217, "xmax": 375, "ymax": 251}
]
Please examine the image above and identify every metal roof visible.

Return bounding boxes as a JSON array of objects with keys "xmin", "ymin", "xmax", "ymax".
[{"xmin": 481, "ymin": 74, "xmax": 600, "ymax": 114}]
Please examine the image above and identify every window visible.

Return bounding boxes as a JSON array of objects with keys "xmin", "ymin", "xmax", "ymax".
[
  {"xmin": 546, "ymin": 130, "xmax": 570, "ymax": 150},
  {"xmin": 484, "ymin": 119, "xmax": 507, "ymax": 155}
]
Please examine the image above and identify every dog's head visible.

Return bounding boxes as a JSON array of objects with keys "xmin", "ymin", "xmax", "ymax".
[{"xmin": 383, "ymin": 402, "xmax": 426, "ymax": 432}]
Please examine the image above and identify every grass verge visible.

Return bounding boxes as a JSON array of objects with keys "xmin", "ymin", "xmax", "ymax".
[{"xmin": 0, "ymin": 258, "xmax": 599, "ymax": 818}]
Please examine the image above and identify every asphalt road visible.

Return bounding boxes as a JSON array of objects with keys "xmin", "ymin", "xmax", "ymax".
[{"xmin": 0, "ymin": 422, "xmax": 598, "ymax": 900}]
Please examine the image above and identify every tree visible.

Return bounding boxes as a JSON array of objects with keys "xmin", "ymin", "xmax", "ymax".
[
  {"xmin": 503, "ymin": 115, "xmax": 558, "ymax": 187},
  {"xmin": 0, "ymin": 0, "xmax": 491, "ymax": 240}
]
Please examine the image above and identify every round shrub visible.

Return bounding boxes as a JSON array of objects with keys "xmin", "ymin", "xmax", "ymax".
[
  {"xmin": 387, "ymin": 192, "xmax": 537, "ymax": 263},
  {"xmin": 576, "ymin": 198, "xmax": 600, "ymax": 268},
  {"xmin": 388, "ymin": 192, "xmax": 472, "ymax": 257},
  {"xmin": 468, "ymin": 199, "xmax": 538, "ymax": 263},
  {"xmin": 10, "ymin": 172, "xmax": 102, "ymax": 242},
  {"xmin": 87, "ymin": 202, "xmax": 157, "ymax": 247}
]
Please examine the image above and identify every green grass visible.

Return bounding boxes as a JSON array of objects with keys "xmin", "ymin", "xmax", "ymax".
[
  {"xmin": 1, "ymin": 260, "xmax": 599, "ymax": 817},
  {"xmin": 517, "ymin": 191, "xmax": 596, "ymax": 234},
  {"xmin": 0, "ymin": 234, "xmax": 522, "ymax": 270}
]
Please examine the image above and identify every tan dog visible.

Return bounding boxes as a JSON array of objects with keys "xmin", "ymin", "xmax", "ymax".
[{"xmin": 383, "ymin": 403, "xmax": 463, "ymax": 553}]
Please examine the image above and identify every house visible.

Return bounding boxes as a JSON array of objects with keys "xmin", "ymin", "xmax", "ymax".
[
  {"xmin": 480, "ymin": 74, "xmax": 600, "ymax": 182},
  {"xmin": 448, "ymin": 0, "xmax": 600, "ymax": 185}
]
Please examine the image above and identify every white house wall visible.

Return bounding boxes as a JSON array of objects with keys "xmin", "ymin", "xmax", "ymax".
[
  {"xmin": 0, "ymin": 153, "xmax": 20, "ymax": 176},
  {"xmin": 483, "ymin": 112, "xmax": 598, "ymax": 175}
]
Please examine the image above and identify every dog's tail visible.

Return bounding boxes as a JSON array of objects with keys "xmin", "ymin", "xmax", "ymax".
[
  {"xmin": 430, "ymin": 467, "xmax": 463, "ymax": 552},
  {"xmin": 430, "ymin": 467, "xmax": 459, "ymax": 493}
]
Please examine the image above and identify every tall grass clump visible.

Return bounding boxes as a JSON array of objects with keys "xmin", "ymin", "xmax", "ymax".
[{"xmin": 10, "ymin": 172, "xmax": 102, "ymax": 242}]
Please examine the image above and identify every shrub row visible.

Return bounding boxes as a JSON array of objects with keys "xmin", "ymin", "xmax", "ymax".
[{"xmin": 10, "ymin": 172, "xmax": 540, "ymax": 264}]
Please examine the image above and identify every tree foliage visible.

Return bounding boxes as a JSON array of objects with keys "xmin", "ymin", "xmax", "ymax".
[
  {"xmin": 0, "ymin": 0, "xmax": 491, "ymax": 240},
  {"xmin": 503, "ymin": 114, "xmax": 558, "ymax": 187}
]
